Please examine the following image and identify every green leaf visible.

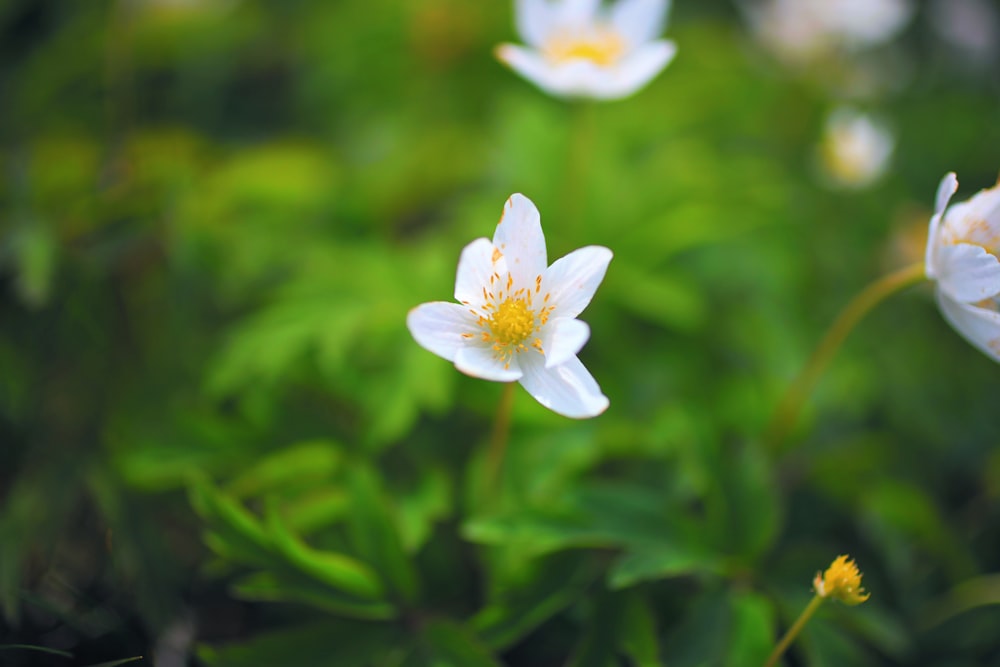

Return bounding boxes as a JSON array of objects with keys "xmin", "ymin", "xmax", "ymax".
[
  {"xmin": 715, "ymin": 442, "xmax": 781, "ymax": 560},
  {"xmin": 725, "ymin": 592, "xmax": 775, "ymax": 667},
  {"xmin": 397, "ymin": 467, "xmax": 453, "ymax": 554},
  {"xmin": 225, "ymin": 440, "xmax": 344, "ymax": 499},
  {"xmin": 419, "ymin": 620, "xmax": 502, "ymax": 667},
  {"xmin": 662, "ymin": 588, "xmax": 730, "ymax": 667},
  {"xmin": 279, "ymin": 488, "xmax": 352, "ymax": 535},
  {"xmin": 619, "ymin": 593, "xmax": 660, "ymax": 667},
  {"xmin": 231, "ymin": 572, "xmax": 395, "ymax": 620},
  {"xmin": 473, "ymin": 553, "xmax": 601, "ymax": 650},
  {"xmin": 345, "ymin": 464, "xmax": 420, "ymax": 603},
  {"xmin": 609, "ymin": 542, "xmax": 726, "ymax": 590},
  {"xmin": 189, "ymin": 481, "xmax": 273, "ymax": 564},
  {"xmin": 568, "ymin": 592, "xmax": 625, "ymax": 667},
  {"xmin": 265, "ymin": 500, "xmax": 384, "ymax": 600},
  {"xmin": 465, "ymin": 482, "xmax": 693, "ymax": 559}
]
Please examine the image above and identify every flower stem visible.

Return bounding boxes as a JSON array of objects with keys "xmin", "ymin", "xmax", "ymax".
[
  {"xmin": 764, "ymin": 261, "xmax": 927, "ymax": 451},
  {"xmin": 763, "ymin": 594, "xmax": 825, "ymax": 667},
  {"xmin": 486, "ymin": 382, "xmax": 517, "ymax": 493}
]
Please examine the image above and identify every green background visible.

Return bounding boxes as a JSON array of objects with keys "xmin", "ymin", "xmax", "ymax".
[{"xmin": 2, "ymin": 0, "xmax": 999, "ymax": 665}]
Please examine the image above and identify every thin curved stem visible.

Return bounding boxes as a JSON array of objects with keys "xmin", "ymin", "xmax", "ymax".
[
  {"xmin": 764, "ymin": 261, "xmax": 927, "ymax": 451},
  {"xmin": 763, "ymin": 594, "xmax": 825, "ymax": 667},
  {"xmin": 486, "ymin": 382, "xmax": 517, "ymax": 494}
]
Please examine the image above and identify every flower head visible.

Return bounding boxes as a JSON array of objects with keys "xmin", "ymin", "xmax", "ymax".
[
  {"xmin": 818, "ymin": 107, "xmax": 894, "ymax": 189},
  {"xmin": 407, "ymin": 194, "xmax": 612, "ymax": 418},
  {"xmin": 496, "ymin": 0, "xmax": 677, "ymax": 100},
  {"xmin": 813, "ymin": 555, "xmax": 870, "ymax": 605},
  {"xmin": 746, "ymin": 0, "xmax": 913, "ymax": 64},
  {"xmin": 925, "ymin": 172, "xmax": 1000, "ymax": 362}
]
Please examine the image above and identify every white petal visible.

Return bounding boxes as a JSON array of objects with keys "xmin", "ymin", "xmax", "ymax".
[
  {"xmin": 939, "ymin": 183, "xmax": 1000, "ymax": 250},
  {"xmin": 543, "ymin": 245, "xmax": 613, "ymax": 319},
  {"xmin": 589, "ymin": 40, "xmax": 676, "ymax": 100},
  {"xmin": 496, "ymin": 43, "xmax": 585, "ymax": 98},
  {"xmin": 454, "ymin": 345, "xmax": 523, "ymax": 382},
  {"xmin": 455, "ymin": 237, "xmax": 506, "ymax": 306},
  {"xmin": 926, "ymin": 172, "xmax": 958, "ymax": 276},
  {"xmin": 515, "ymin": 0, "xmax": 555, "ymax": 47},
  {"xmin": 933, "ymin": 243, "xmax": 1000, "ymax": 304},
  {"xmin": 492, "ymin": 193, "xmax": 548, "ymax": 292},
  {"xmin": 610, "ymin": 0, "xmax": 670, "ymax": 46},
  {"xmin": 554, "ymin": 0, "xmax": 602, "ymax": 26},
  {"xmin": 518, "ymin": 353, "xmax": 609, "ymax": 418},
  {"xmin": 407, "ymin": 302, "xmax": 478, "ymax": 362},
  {"xmin": 935, "ymin": 172, "xmax": 960, "ymax": 216},
  {"xmin": 541, "ymin": 317, "xmax": 591, "ymax": 368},
  {"xmin": 936, "ymin": 290, "xmax": 1000, "ymax": 363}
]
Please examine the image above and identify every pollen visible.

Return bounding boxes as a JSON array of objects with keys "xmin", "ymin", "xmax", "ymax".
[
  {"xmin": 488, "ymin": 298, "xmax": 535, "ymax": 346},
  {"xmin": 544, "ymin": 26, "xmax": 625, "ymax": 66},
  {"xmin": 813, "ymin": 555, "xmax": 870, "ymax": 606}
]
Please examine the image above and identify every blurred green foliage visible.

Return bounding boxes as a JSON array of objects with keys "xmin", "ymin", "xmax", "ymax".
[{"xmin": 2, "ymin": 0, "xmax": 1000, "ymax": 665}]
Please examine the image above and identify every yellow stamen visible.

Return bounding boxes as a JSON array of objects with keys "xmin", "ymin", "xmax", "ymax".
[
  {"xmin": 489, "ymin": 298, "xmax": 534, "ymax": 346},
  {"xmin": 544, "ymin": 26, "xmax": 625, "ymax": 66},
  {"xmin": 476, "ymin": 272, "xmax": 554, "ymax": 364}
]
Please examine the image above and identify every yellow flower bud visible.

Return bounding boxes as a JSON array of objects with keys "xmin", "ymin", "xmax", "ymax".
[{"xmin": 813, "ymin": 555, "xmax": 870, "ymax": 606}]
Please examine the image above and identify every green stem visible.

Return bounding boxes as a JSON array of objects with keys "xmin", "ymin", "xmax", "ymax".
[
  {"xmin": 764, "ymin": 261, "xmax": 927, "ymax": 451},
  {"xmin": 763, "ymin": 594, "xmax": 825, "ymax": 667},
  {"xmin": 486, "ymin": 382, "xmax": 517, "ymax": 494}
]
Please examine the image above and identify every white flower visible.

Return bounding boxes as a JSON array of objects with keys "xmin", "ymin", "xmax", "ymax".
[
  {"xmin": 407, "ymin": 194, "xmax": 612, "ymax": 418},
  {"xmin": 925, "ymin": 172, "xmax": 1000, "ymax": 362},
  {"xmin": 818, "ymin": 107, "xmax": 894, "ymax": 189},
  {"xmin": 495, "ymin": 0, "xmax": 677, "ymax": 100},
  {"xmin": 745, "ymin": 0, "xmax": 913, "ymax": 62}
]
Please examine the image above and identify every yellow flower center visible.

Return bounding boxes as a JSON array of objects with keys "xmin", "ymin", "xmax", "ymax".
[
  {"xmin": 462, "ymin": 270, "xmax": 555, "ymax": 369},
  {"xmin": 489, "ymin": 298, "xmax": 535, "ymax": 346},
  {"xmin": 544, "ymin": 27, "xmax": 625, "ymax": 66}
]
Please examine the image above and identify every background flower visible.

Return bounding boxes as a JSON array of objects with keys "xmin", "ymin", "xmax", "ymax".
[
  {"xmin": 817, "ymin": 107, "xmax": 894, "ymax": 189},
  {"xmin": 495, "ymin": 0, "xmax": 677, "ymax": 99},
  {"xmin": 743, "ymin": 0, "xmax": 913, "ymax": 63}
]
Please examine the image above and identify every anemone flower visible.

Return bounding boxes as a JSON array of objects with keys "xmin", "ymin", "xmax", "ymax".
[
  {"xmin": 496, "ymin": 0, "xmax": 677, "ymax": 100},
  {"xmin": 407, "ymin": 194, "xmax": 612, "ymax": 418},
  {"xmin": 925, "ymin": 172, "xmax": 1000, "ymax": 361}
]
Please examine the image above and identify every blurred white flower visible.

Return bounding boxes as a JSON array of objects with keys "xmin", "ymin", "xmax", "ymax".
[
  {"xmin": 495, "ymin": 0, "xmax": 677, "ymax": 100},
  {"xmin": 925, "ymin": 172, "xmax": 1000, "ymax": 362},
  {"xmin": 818, "ymin": 107, "xmax": 894, "ymax": 189},
  {"xmin": 746, "ymin": 0, "xmax": 913, "ymax": 63},
  {"xmin": 408, "ymin": 194, "xmax": 612, "ymax": 418},
  {"xmin": 929, "ymin": 0, "xmax": 999, "ymax": 66}
]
